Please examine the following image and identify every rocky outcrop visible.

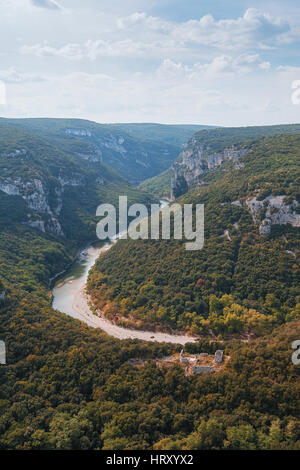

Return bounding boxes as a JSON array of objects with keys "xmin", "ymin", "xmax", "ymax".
[
  {"xmin": 76, "ymin": 148, "xmax": 102, "ymax": 163},
  {"xmin": 135, "ymin": 159, "xmax": 150, "ymax": 168},
  {"xmin": 24, "ymin": 216, "xmax": 46, "ymax": 233},
  {"xmin": 58, "ymin": 176, "xmax": 83, "ymax": 188},
  {"xmin": 103, "ymin": 134, "xmax": 127, "ymax": 155},
  {"xmin": 171, "ymin": 141, "xmax": 248, "ymax": 198},
  {"xmin": 0, "ymin": 180, "xmax": 20, "ymax": 196},
  {"xmin": 5, "ymin": 148, "xmax": 27, "ymax": 158},
  {"xmin": 232, "ymin": 195, "xmax": 300, "ymax": 235},
  {"xmin": 0, "ymin": 175, "xmax": 85, "ymax": 236},
  {"xmin": 65, "ymin": 128, "xmax": 91, "ymax": 137},
  {"xmin": 95, "ymin": 177, "xmax": 104, "ymax": 186},
  {"xmin": 246, "ymin": 195, "xmax": 300, "ymax": 234}
]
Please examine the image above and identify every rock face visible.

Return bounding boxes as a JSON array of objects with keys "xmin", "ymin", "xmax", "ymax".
[
  {"xmin": 6, "ymin": 148, "xmax": 27, "ymax": 158},
  {"xmin": 0, "ymin": 171, "xmax": 93, "ymax": 237},
  {"xmin": 103, "ymin": 134, "xmax": 127, "ymax": 155},
  {"xmin": 65, "ymin": 128, "xmax": 92, "ymax": 137},
  {"xmin": 171, "ymin": 141, "xmax": 248, "ymax": 198},
  {"xmin": 214, "ymin": 350, "xmax": 224, "ymax": 364},
  {"xmin": 0, "ymin": 177, "xmax": 65, "ymax": 236},
  {"xmin": 232, "ymin": 195, "xmax": 300, "ymax": 235},
  {"xmin": 0, "ymin": 290, "xmax": 6, "ymax": 302},
  {"xmin": 76, "ymin": 148, "xmax": 102, "ymax": 163}
]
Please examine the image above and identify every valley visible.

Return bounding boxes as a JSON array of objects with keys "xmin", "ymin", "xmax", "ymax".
[
  {"xmin": 51, "ymin": 202, "xmax": 196, "ymax": 344},
  {"xmin": 0, "ymin": 119, "xmax": 299, "ymax": 450}
]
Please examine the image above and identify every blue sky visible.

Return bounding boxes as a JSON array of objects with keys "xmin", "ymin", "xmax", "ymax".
[{"xmin": 0, "ymin": 0, "xmax": 300, "ymax": 125}]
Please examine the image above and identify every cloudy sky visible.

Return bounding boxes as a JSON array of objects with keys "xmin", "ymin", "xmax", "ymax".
[{"xmin": 0, "ymin": 0, "xmax": 300, "ymax": 125}]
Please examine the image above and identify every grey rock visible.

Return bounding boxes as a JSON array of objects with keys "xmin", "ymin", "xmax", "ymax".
[
  {"xmin": 65, "ymin": 128, "xmax": 91, "ymax": 137},
  {"xmin": 171, "ymin": 144, "xmax": 248, "ymax": 196}
]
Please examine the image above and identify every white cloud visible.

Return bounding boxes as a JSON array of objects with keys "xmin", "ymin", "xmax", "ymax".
[
  {"xmin": 31, "ymin": 0, "xmax": 61, "ymax": 9},
  {"xmin": 0, "ymin": 67, "xmax": 45, "ymax": 83},
  {"xmin": 157, "ymin": 55, "xmax": 271, "ymax": 81},
  {"xmin": 85, "ymin": 38, "xmax": 151, "ymax": 59},
  {"xmin": 259, "ymin": 61, "xmax": 271, "ymax": 70},
  {"xmin": 21, "ymin": 38, "xmax": 178, "ymax": 60},
  {"xmin": 0, "ymin": 0, "xmax": 62, "ymax": 11},
  {"xmin": 21, "ymin": 42, "xmax": 83, "ymax": 60},
  {"xmin": 0, "ymin": 5, "xmax": 299, "ymax": 125},
  {"xmin": 19, "ymin": 8, "xmax": 295, "ymax": 63},
  {"xmin": 117, "ymin": 12, "xmax": 171, "ymax": 34},
  {"xmin": 118, "ymin": 8, "xmax": 291, "ymax": 50}
]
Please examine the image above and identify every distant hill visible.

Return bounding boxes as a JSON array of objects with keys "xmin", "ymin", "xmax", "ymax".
[
  {"xmin": 139, "ymin": 124, "xmax": 300, "ymax": 197},
  {"xmin": 110, "ymin": 123, "xmax": 214, "ymax": 147},
  {"xmin": 0, "ymin": 122, "xmax": 155, "ymax": 291},
  {"xmin": 0, "ymin": 118, "xmax": 211, "ymax": 185}
]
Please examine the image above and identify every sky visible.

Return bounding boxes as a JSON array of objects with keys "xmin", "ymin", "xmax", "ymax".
[{"xmin": 0, "ymin": 0, "xmax": 300, "ymax": 126}]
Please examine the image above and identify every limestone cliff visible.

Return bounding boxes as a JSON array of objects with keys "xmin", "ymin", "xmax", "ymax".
[
  {"xmin": 171, "ymin": 138, "xmax": 248, "ymax": 198},
  {"xmin": 0, "ymin": 168, "xmax": 90, "ymax": 237},
  {"xmin": 0, "ymin": 176, "xmax": 64, "ymax": 236},
  {"xmin": 232, "ymin": 195, "xmax": 300, "ymax": 234}
]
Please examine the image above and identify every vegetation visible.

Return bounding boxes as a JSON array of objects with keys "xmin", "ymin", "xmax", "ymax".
[
  {"xmin": 0, "ymin": 118, "xmax": 196, "ymax": 185},
  {"xmin": 110, "ymin": 123, "xmax": 214, "ymax": 147},
  {"xmin": 0, "ymin": 122, "xmax": 156, "ymax": 249},
  {"xmin": 88, "ymin": 134, "xmax": 300, "ymax": 335},
  {"xmin": 0, "ymin": 286, "xmax": 299, "ymax": 449},
  {"xmin": 0, "ymin": 122, "xmax": 299, "ymax": 450},
  {"xmin": 138, "ymin": 168, "xmax": 173, "ymax": 198},
  {"xmin": 140, "ymin": 123, "xmax": 300, "ymax": 197}
]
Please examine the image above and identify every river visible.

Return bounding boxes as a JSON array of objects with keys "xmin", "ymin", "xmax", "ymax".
[{"xmin": 52, "ymin": 200, "xmax": 196, "ymax": 345}]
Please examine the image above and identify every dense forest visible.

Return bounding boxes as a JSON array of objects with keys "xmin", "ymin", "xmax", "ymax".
[
  {"xmin": 0, "ymin": 122, "xmax": 299, "ymax": 450},
  {"xmin": 88, "ymin": 134, "xmax": 300, "ymax": 336},
  {"xmin": 0, "ymin": 280, "xmax": 299, "ymax": 449}
]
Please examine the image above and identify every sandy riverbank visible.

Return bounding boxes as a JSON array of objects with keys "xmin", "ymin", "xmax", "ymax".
[{"xmin": 72, "ymin": 286, "xmax": 196, "ymax": 345}]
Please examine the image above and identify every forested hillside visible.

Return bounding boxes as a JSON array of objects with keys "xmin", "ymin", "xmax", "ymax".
[
  {"xmin": 0, "ymin": 281, "xmax": 299, "ymax": 449},
  {"xmin": 0, "ymin": 118, "xmax": 202, "ymax": 185},
  {"xmin": 88, "ymin": 133, "xmax": 300, "ymax": 336},
  {"xmin": 0, "ymin": 122, "xmax": 299, "ymax": 450},
  {"xmin": 140, "ymin": 124, "xmax": 300, "ymax": 197},
  {"xmin": 110, "ymin": 123, "xmax": 214, "ymax": 147},
  {"xmin": 0, "ymin": 122, "xmax": 155, "ymax": 292}
]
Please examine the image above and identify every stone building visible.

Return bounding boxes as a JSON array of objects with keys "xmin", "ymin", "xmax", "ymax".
[
  {"xmin": 179, "ymin": 349, "xmax": 189, "ymax": 364},
  {"xmin": 191, "ymin": 366, "xmax": 214, "ymax": 374},
  {"xmin": 214, "ymin": 350, "xmax": 224, "ymax": 363}
]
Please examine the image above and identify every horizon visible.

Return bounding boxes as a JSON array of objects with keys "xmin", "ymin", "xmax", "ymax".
[{"xmin": 1, "ymin": 115, "xmax": 300, "ymax": 128}]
